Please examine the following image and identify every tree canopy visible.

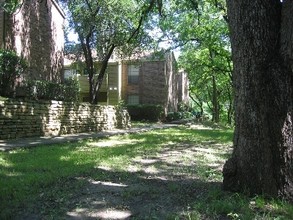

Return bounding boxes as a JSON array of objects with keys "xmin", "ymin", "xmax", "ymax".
[
  {"xmin": 0, "ymin": 0, "xmax": 22, "ymax": 13},
  {"xmin": 62, "ymin": 0, "xmax": 161, "ymax": 103},
  {"xmin": 157, "ymin": 0, "xmax": 232, "ymax": 123}
]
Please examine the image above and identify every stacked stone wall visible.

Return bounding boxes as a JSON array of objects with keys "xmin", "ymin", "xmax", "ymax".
[{"xmin": 0, "ymin": 99, "xmax": 131, "ymax": 140}]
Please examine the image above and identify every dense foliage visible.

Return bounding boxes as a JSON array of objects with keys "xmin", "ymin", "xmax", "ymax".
[
  {"xmin": 0, "ymin": 49, "xmax": 27, "ymax": 98},
  {"xmin": 158, "ymin": 0, "xmax": 233, "ymax": 124},
  {"xmin": 0, "ymin": 0, "xmax": 22, "ymax": 13},
  {"xmin": 25, "ymin": 78, "xmax": 79, "ymax": 102},
  {"xmin": 126, "ymin": 104, "xmax": 164, "ymax": 121}
]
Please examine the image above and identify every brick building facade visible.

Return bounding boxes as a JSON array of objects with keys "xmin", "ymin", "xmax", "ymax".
[
  {"xmin": 0, "ymin": 0, "xmax": 65, "ymax": 82},
  {"xmin": 65, "ymin": 52, "xmax": 189, "ymax": 114}
]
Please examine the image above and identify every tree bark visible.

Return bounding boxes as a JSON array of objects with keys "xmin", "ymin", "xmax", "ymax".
[
  {"xmin": 92, "ymin": 44, "xmax": 116, "ymax": 104},
  {"xmin": 223, "ymin": 0, "xmax": 293, "ymax": 202},
  {"xmin": 212, "ymin": 74, "xmax": 220, "ymax": 123}
]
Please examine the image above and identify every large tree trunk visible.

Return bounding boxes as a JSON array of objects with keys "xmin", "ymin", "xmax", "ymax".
[{"xmin": 223, "ymin": 0, "xmax": 293, "ymax": 202}]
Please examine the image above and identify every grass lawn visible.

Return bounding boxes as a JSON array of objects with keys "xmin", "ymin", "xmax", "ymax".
[{"xmin": 0, "ymin": 124, "xmax": 292, "ymax": 219}]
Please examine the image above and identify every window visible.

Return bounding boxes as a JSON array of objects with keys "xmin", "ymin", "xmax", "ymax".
[
  {"xmin": 127, "ymin": 95, "xmax": 139, "ymax": 105},
  {"xmin": 128, "ymin": 65, "xmax": 139, "ymax": 84}
]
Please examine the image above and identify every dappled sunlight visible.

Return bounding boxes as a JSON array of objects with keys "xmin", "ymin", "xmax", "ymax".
[
  {"xmin": 87, "ymin": 138, "xmax": 142, "ymax": 148},
  {"xmin": 149, "ymin": 128, "xmax": 185, "ymax": 137},
  {"xmin": 94, "ymin": 209, "xmax": 132, "ymax": 219},
  {"xmin": 2, "ymin": 171, "xmax": 23, "ymax": 177},
  {"xmin": 193, "ymin": 146, "xmax": 224, "ymax": 154},
  {"xmin": 118, "ymin": 141, "xmax": 231, "ymax": 182},
  {"xmin": 88, "ymin": 179, "xmax": 128, "ymax": 188},
  {"xmin": 0, "ymin": 125, "xmax": 238, "ymax": 219},
  {"xmin": 59, "ymin": 155, "xmax": 71, "ymax": 161},
  {"xmin": 189, "ymin": 124, "xmax": 214, "ymax": 130},
  {"xmin": 0, "ymin": 157, "xmax": 13, "ymax": 168},
  {"xmin": 67, "ymin": 208, "xmax": 132, "ymax": 220},
  {"xmin": 144, "ymin": 165, "xmax": 161, "ymax": 174},
  {"xmin": 132, "ymin": 157, "xmax": 159, "ymax": 165},
  {"xmin": 96, "ymin": 165, "xmax": 113, "ymax": 171}
]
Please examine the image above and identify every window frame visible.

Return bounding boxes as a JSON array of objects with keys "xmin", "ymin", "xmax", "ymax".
[{"xmin": 127, "ymin": 65, "xmax": 140, "ymax": 84}]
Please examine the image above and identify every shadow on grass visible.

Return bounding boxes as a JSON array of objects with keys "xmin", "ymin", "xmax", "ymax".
[
  {"xmin": 1, "ymin": 127, "xmax": 291, "ymax": 219},
  {"xmin": 0, "ymin": 128, "xmax": 218, "ymax": 219},
  {"xmin": 25, "ymin": 168, "xmax": 222, "ymax": 220}
]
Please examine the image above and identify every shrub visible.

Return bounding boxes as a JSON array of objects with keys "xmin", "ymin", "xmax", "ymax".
[
  {"xmin": 166, "ymin": 112, "xmax": 181, "ymax": 121},
  {"xmin": 63, "ymin": 78, "xmax": 80, "ymax": 101},
  {"xmin": 25, "ymin": 78, "xmax": 79, "ymax": 102},
  {"xmin": 178, "ymin": 102, "xmax": 190, "ymax": 112},
  {"xmin": 0, "ymin": 49, "xmax": 27, "ymax": 97},
  {"xmin": 166, "ymin": 111, "xmax": 193, "ymax": 122},
  {"xmin": 126, "ymin": 104, "xmax": 164, "ymax": 122}
]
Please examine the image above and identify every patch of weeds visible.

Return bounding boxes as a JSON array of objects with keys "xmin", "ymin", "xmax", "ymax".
[
  {"xmin": 122, "ymin": 188, "xmax": 146, "ymax": 200},
  {"xmin": 191, "ymin": 188, "xmax": 293, "ymax": 220},
  {"xmin": 167, "ymin": 182, "xmax": 180, "ymax": 193},
  {"xmin": 193, "ymin": 190, "xmax": 252, "ymax": 219},
  {"xmin": 248, "ymin": 196, "xmax": 293, "ymax": 219},
  {"xmin": 178, "ymin": 205, "xmax": 202, "ymax": 220}
]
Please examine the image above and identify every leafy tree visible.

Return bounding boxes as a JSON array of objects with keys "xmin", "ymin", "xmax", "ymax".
[
  {"xmin": 159, "ymin": 0, "xmax": 233, "ymax": 123},
  {"xmin": 0, "ymin": 0, "xmax": 22, "ymax": 13},
  {"xmin": 0, "ymin": 49, "xmax": 27, "ymax": 97},
  {"xmin": 62, "ymin": 0, "xmax": 161, "ymax": 104},
  {"xmin": 223, "ymin": 0, "xmax": 293, "ymax": 202}
]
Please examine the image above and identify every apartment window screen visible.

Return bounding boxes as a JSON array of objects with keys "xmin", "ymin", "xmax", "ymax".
[
  {"xmin": 128, "ymin": 65, "xmax": 139, "ymax": 84},
  {"xmin": 127, "ymin": 95, "xmax": 139, "ymax": 105}
]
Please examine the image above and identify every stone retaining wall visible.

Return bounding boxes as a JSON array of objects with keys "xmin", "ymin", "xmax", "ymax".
[{"xmin": 0, "ymin": 99, "xmax": 131, "ymax": 140}]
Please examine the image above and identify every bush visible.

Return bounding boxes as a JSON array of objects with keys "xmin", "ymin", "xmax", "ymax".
[
  {"xmin": 166, "ymin": 112, "xmax": 181, "ymax": 121},
  {"xmin": 166, "ymin": 111, "xmax": 193, "ymax": 122},
  {"xmin": 25, "ymin": 78, "xmax": 79, "ymax": 102},
  {"xmin": 0, "ymin": 49, "xmax": 27, "ymax": 97},
  {"xmin": 126, "ymin": 104, "xmax": 164, "ymax": 122}
]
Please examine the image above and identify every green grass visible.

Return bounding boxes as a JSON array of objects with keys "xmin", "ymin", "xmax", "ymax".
[{"xmin": 0, "ymin": 125, "xmax": 292, "ymax": 219}]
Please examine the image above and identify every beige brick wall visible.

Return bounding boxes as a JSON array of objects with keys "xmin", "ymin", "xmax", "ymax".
[{"xmin": 0, "ymin": 99, "xmax": 131, "ymax": 140}]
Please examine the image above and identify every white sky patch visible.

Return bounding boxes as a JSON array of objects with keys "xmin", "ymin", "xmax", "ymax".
[
  {"xmin": 148, "ymin": 27, "xmax": 181, "ymax": 59},
  {"xmin": 68, "ymin": 31, "xmax": 79, "ymax": 42},
  {"xmin": 65, "ymin": 22, "xmax": 180, "ymax": 58}
]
